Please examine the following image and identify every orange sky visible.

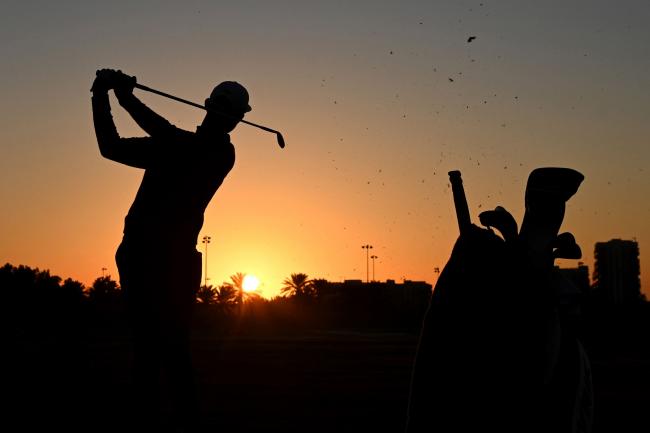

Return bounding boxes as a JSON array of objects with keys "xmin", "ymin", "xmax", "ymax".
[{"xmin": 1, "ymin": 1, "xmax": 648, "ymax": 299}]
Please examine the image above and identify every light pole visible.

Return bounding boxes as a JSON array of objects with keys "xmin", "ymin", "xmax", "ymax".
[
  {"xmin": 370, "ymin": 255, "xmax": 378, "ymax": 281},
  {"xmin": 361, "ymin": 244, "xmax": 373, "ymax": 283},
  {"xmin": 201, "ymin": 235, "xmax": 211, "ymax": 287}
]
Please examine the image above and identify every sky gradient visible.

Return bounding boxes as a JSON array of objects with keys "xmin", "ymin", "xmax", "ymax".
[{"xmin": 1, "ymin": 0, "xmax": 649, "ymax": 298}]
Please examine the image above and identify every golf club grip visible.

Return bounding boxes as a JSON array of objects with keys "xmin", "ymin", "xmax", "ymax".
[{"xmin": 448, "ymin": 170, "xmax": 472, "ymax": 235}]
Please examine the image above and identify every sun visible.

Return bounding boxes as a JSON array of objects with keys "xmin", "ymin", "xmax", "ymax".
[{"xmin": 242, "ymin": 274, "xmax": 260, "ymax": 292}]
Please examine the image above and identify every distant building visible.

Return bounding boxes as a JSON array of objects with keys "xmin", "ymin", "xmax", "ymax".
[
  {"xmin": 342, "ymin": 279, "xmax": 363, "ymax": 285},
  {"xmin": 554, "ymin": 263, "xmax": 590, "ymax": 312},
  {"xmin": 309, "ymin": 279, "xmax": 432, "ymax": 329},
  {"xmin": 593, "ymin": 239, "xmax": 641, "ymax": 305},
  {"xmin": 322, "ymin": 279, "xmax": 432, "ymax": 310},
  {"xmin": 555, "ymin": 263, "xmax": 590, "ymax": 293}
]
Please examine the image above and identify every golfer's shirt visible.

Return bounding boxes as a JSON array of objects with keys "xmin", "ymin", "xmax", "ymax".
[{"xmin": 92, "ymin": 91, "xmax": 235, "ymax": 249}]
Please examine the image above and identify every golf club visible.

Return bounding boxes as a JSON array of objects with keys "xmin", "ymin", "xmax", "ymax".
[
  {"xmin": 448, "ymin": 170, "xmax": 472, "ymax": 235},
  {"xmin": 134, "ymin": 83, "xmax": 285, "ymax": 149}
]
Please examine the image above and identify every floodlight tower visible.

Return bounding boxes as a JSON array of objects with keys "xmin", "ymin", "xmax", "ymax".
[
  {"xmin": 370, "ymin": 255, "xmax": 378, "ymax": 281},
  {"xmin": 361, "ymin": 244, "xmax": 373, "ymax": 283},
  {"xmin": 201, "ymin": 235, "xmax": 211, "ymax": 287}
]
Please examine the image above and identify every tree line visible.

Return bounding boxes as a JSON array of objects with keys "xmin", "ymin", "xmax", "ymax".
[
  {"xmin": 6, "ymin": 261, "xmax": 644, "ymax": 344},
  {"xmin": 0, "ymin": 264, "xmax": 432, "ymax": 335},
  {"xmin": 1, "ymin": 264, "xmax": 335, "ymax": 309}
]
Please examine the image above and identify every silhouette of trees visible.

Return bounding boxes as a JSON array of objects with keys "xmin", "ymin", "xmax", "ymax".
[
  {"xmin": 229, "ymin": 272, "xmax": 245, "ymax": 305},
  {"xmin": 221, "ymin": 284, "xmax": 246, "ymax": 315},
  {"xmin": 9, "ymin": 259, "xmax": 646, "ymax": 348},
  {"xmin": 61, "ymin": 278, "xmax": 85, "ymax": 300},
  {"xmin": 196, "ymin": 284, "xmax": 217, "ymax": 304},
  {"xmin": 196, "ymin": 282, "xmax": 248, "ymax": 309},
  {"xmin": 1, "ymin": 263, "xmax": 88, "ymax": 339},
  {"xmin": 281, "ymin": 273, "xmax": 316, "ymax": 299},
  {"xmin": 229, "ymin": 272, "xmax": 245, "ymax": 291},
  {"xmin": 243, "ymin": 291, "xmax": 262, "ymax": 302},
  {"xmin": 311, "ymin": 278, "xmax": 333, "ymax": 300},
  {"xmin": 87, "ymin": 275, "xmax": 121, "ymax": 307},
  {"xmin": 0, "ymin": 263, "xmax": 85, "ymax": 307},
  {"xmin": 215, "ymin": 284, "xmax": 239, "ymax": 305},
  {"xmin": 58, "ymin": 278, "xmax": 86, "ymax": 312},
  {"xmin": 195, "ymin": 279, "xmax": 258, "ymax": 327}
]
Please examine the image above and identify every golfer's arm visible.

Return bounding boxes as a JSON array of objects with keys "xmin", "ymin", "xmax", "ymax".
[
  {"xmin": 92, "ymin": 91, "xmax": 152, "ymax": 169},
  {"xmin": 116, "ymin": 91, "xmax": 175, "ymax": 137}
]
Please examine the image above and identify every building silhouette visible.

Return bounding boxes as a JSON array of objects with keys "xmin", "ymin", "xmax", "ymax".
[
  {"xmin": 554, "ymin": 263, "xmax": 591, "ymax": 313},
  {"xmin": 593, "ymin": 239, "xmax": 642, "ymax": 305},
  {"xmin": 323, "ymin": 279, "xmax": 432, "ymax": 308},
  {"xmin": 314, "ymin": 279, "xmax": 432, "ymax": 329},
  {"xmin": 556, "ymin": 263, "xmax": 590, "ymax": 293}
]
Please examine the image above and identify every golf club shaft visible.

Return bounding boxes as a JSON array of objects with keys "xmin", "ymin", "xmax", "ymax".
[
  {"xmin": 134, "ymin": 83, "xmax": 282, "ymax": 135},
  {"xmin": 135, "ymin": 83, "xmax": 204, "ymax": 110},
  {"xmin": 448, "ymin": 170, "xmax": 472, "ymax": 235}
]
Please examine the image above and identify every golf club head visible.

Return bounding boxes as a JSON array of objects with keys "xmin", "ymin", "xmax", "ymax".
[
  {"xmin": 478, "ymin": 206, "xmax": 518, "ymax": 242},
  {"xmin": 553, "ymin": 232, "xmax": 582, "ymax": 259},
  {"xmin": 276, "ymin": 133, "xmax": 286, "ymax": 148}
]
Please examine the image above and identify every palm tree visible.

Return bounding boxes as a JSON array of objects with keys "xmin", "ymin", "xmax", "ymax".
[
  {"xmin": 281, "ymin": 273, "xmax": 315, "ymax": 299},
  {"xmin": 196, "ymin": 284, "xmax": 217, "ymax": 304},
  {"xmin": 215, "ymin": 283, "xmax": 239, "ymax": 305},
  {"xmin": 243, "ymin": 291, "xmax": 263, "ymax": 302},
  {"xmin": 229, "ymin": 272, "xmax": 245, "ymax": 305},
  {"xmin": 311, "ymin": 278, "xmax": 330, "ymax": 299}
]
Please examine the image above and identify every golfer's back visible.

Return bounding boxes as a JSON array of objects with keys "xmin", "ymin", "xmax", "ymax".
[{"xmin": 124, "ymin": 126, "xmax": 235, "ymax": 249}]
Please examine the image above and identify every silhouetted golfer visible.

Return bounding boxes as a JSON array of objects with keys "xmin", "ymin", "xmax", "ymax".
[
  {"xmin": 406, "ymin": 168, "xmax": 593, "ymax": 433},
  {"xmin": 91, "ymin": 68, "xmax": 250, "ymax": 431}
]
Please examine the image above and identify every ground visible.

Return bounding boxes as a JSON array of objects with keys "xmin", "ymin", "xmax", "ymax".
[{"xmin": 7, "ymin": 329, "xmax": 650, "ymax": 432}]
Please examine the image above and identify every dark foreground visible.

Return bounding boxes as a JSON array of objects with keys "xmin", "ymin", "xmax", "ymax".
[{"xmin": 7, "ymin": 329, "xmax": 650, "ymax": 432}]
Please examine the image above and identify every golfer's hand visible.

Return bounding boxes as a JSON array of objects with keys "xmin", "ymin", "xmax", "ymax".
[
  {"xmin": 91, "ymin": 68, "xmax": 116, "ymax": 93},
  {"xmin": 91, "ymin": 68, "xmax": 136, "ymax": 95},
  {"xmin": 113, "ymin": 69, "xmax": 136, "ymax": 98}
]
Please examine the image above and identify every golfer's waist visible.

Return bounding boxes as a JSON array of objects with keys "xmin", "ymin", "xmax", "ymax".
[{"xmin": 122, "ymin": 221, "xmax": 200, "ymax": 248}]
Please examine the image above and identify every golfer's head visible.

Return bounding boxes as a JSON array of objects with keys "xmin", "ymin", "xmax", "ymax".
[{"xmin": 204, "ymin": 81, "xmax": 251, "ymax": 132}]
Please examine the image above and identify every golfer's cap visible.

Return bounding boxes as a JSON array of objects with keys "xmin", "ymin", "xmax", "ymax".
[{"xmin": 209, "ymin": 81, "xmax": 251, "ymax": 114}]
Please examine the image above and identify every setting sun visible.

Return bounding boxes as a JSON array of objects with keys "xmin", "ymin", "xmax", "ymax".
[{"xmin": 242, "ymin": 274, "xmax": 260, "ymax": 292}]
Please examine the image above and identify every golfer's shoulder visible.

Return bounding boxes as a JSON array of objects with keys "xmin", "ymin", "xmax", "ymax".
[
  {"xmin": 219, "ymin": 139, "xmax": 236, "ymax": 168},
  {"xmin": 203, "ymin": 134, "xmax": 235, "ymax": 166}
]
